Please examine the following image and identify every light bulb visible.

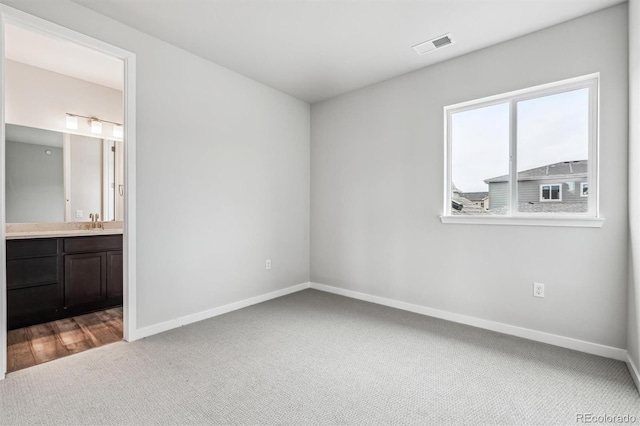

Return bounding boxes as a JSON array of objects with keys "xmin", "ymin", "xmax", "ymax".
[
  {"xmin": 113, "ymin": 124, "xmax": 123, "ymax": 138},
  {"xmin": 66, "ymin": 114, "xmax": 78, "ymax": 130},
  {"xmin": 90, "ymin": 119, "xmax": 102, "ymax": 134}
]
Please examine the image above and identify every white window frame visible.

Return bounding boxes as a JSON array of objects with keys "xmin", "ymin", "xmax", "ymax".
[
  {"xmin": 441, "ymin": 74, "xmax": 603, "ymax": 228},
  {"xmin": 580, "ymin": 182, "xmax": 589, "ymax": 197},
  {"xmin": 540, "ymin": 184, "xmax": 562, "ymax": 202}
]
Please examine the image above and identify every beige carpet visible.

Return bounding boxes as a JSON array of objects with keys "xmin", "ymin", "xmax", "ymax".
[{"xmin": 0, "ymin": 289, "xmax": 638, "ymax": 425}]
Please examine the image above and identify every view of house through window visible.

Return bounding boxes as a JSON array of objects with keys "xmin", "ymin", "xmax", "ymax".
[{"xmin": 447, "ymin": 78, "xmax": 595, "ymax": 217}]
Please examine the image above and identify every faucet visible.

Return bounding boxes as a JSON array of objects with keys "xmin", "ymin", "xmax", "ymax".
[
  {"xmin": 95, "ymin": 213, "xmax": 103, "ymax": 229},
  {"xmin": 89, "ymin": 213, "xmax": 104, "ymax": 229}
]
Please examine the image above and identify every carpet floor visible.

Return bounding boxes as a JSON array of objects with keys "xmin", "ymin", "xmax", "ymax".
[{"xmin": 0, "ymin": 289, "xmax": 638, "ymax": 425}]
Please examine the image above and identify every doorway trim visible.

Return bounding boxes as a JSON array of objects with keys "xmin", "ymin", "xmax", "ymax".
[{"xmin": 0, "ymin": 4, "xmax": 137, "ymax": 379}]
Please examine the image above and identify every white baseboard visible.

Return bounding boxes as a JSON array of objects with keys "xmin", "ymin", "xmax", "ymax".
[
  {"xmin": 132, "ymin": 282, "xmax": 311, "ymax": 340},
  {"xmin": 310, "ymin": 282, "xmax": 628, "ymax": 362},
  {"xmin": 129, "ymin": 280, "xmax": 629, "ymax": 365},
  {"xmin": 627, "ymin": 353, "xmax": 640, "ymax": 392}
]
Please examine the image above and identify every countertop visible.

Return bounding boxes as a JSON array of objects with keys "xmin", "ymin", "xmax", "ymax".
[
  {"xmin": 6, "ymin": 228, "xmax": 124, "ymax": 240},
  {"xmin": 5, "ymin": 221, "xmax": 124, "ymax": 240}
]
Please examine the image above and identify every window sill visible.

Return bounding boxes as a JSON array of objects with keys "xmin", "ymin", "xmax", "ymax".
[{"xmin": 439, "ymin": 215, "xmax": 605, "ymax": 228}]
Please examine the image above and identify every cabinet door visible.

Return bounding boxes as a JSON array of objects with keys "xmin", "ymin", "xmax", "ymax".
[
  {"xmin": 106, "ymin": 250, "xmax": 123, "ymax": 300},
  {"xmin": 64, "ymin": 252, "xmax": 106, "ymax": 308}
]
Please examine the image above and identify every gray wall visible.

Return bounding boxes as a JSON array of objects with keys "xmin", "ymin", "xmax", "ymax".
[
  {"xmin": 311, "ymin": 5, "xmax": 628, "ymax": 348},
  {"xmin": 2, "ymin": 0, "xmax": 310, "ymax": 330},
  {"xmin": 6, "ymin": 140, "xmax": 64, "ymax": 223},
  {"xmin": 628, "ymin": 0, "xmax": 640, "ymax": 376}
]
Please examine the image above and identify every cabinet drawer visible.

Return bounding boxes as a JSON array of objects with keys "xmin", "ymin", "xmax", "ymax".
[
  {"xmin": 64, "ymin": 235, "xmax": 122, "ymax": 253},
  {"xmin": 7, "ymin": 239, "xmax": 59, "ymax": 260},
  {"xmin": 7, "ymin": 283, "xmax": 62, "ymax": 329},
  {"xmin": 7, "ymin": 256, "xmax": 59, "ymax": 289}
]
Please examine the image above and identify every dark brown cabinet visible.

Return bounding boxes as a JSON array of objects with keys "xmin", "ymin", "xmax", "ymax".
[
  {"xmin": 106, "ymin": 251, "xmax": 123, "ymax": 300},
  {"xmin": 6, "ymin": 238, "xmax": 63, "ymax": 329},
  {"xmin": 6, "ymin": 234, "xmax": 123, "ymax": 330},
  {"xmin": 64, "ymin": 252, "xmax": 107, "ymax": 307}
]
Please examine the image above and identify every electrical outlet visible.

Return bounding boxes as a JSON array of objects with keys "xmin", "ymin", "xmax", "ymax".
[
  {"xmin": 76, "ymin": 210, "xmax": 83, "ymax": 218},
  {"xmin": 266, "ymin": 259, "xmax": 272, "ymax": 270},
  {"xmin": 533, "ymin": 282, "xmax": 545, "ymax": 298}
]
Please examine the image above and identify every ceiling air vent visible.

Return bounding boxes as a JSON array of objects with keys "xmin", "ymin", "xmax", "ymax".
[{"xmin": 412, "ymin": 33, "xmax": 455, "ymax": 56}]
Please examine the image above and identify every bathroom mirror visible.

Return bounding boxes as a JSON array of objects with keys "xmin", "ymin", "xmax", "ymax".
[{"xmin": 5, "ymin": 123, "xmax": 124, "ymax": 223}]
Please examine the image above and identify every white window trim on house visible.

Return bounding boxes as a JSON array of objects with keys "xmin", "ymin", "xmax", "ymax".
[
  {"xmin": 581, "ymin": 182, "xmax": 589, "ymax": 197},
  {"xmin": 441, "ymin": 73, "xmax": 604, "ymax": 228},
  {"xmin": 540, "ymin": 184, "xmax": 562, "ymax": 202}
]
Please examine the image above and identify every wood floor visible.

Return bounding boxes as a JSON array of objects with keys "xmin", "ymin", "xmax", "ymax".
[{"xmin": 6, "ymin": 307, "xmax": 123, "ymax": 373}]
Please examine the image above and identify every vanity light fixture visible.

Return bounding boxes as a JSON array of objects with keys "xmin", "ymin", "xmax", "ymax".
[{"xmin": 65, "ymin": 113, "xmax": 123, "ymax": 138}]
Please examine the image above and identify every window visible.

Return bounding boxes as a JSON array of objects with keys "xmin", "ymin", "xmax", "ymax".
[
  {"xmin": 540, "ymin": 184, "xmax": 561, "ymax": 202},
  {"xmin": 581, "ymin": 182, "xmax": 589, "ymax": 197},
  {"xmin": 443, "ymin": 74, "xmax": 600, "ymax": 226}
]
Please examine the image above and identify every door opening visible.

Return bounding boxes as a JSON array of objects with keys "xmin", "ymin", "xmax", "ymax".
[{"xmin": 0, "ymin": 4, "xmax": 137, "ymax": 378}]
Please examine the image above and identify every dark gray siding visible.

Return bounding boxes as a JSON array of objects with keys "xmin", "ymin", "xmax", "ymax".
[
  {"xmin": 488, "ymin": 178, "xmax": 588, "ymax": 211},
  {"xmin": 517, "ymin": 178, "xmax": 587, "ymax": 203}
]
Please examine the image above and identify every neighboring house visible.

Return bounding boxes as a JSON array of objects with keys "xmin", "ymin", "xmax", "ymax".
[
  {"xmin": 451, "ymin": 184, "xmax": 489, "ymax": 214},
  {"xmin": 484, "ymin": 160, "xmax": 588, "ymax": 213},
  {"xmin": 458, "ymin": 191, "xmax": 490, "ymax": 209}
]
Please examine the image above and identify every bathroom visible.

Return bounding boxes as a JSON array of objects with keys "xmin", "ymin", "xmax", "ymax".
[{"xmin": 3, "ymin": 22, "xmax": 126, "ymax": 371}]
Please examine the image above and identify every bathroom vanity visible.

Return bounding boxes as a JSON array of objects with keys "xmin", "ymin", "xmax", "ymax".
[
  {"xmin": 3, "ymin": 123, "xmax": 126, "ymax": 330},
  {"xmin": 6, "ymin": 231, "xmax": 123, "ymax": 330}
]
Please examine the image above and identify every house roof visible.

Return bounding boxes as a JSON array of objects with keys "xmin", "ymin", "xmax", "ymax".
[
  {"xmin": 456, "ymin": 192, "xmax": 488, "ymax": 202},
  {"xmin": 451, "ymin": 183, "xmax": 488, "ymax": 201},
  {"xmin": 484, "ymin": 160, "xmax": 587, "ymax": 183}
]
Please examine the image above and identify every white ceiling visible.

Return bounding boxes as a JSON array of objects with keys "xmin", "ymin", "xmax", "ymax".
[
  {"xmin": 5, "ymin": 23, "xmax": 123, "ymax": 91},
  {"xmin": 71, "ymin": 0, "xmax": 624, "ymax": 103}
]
